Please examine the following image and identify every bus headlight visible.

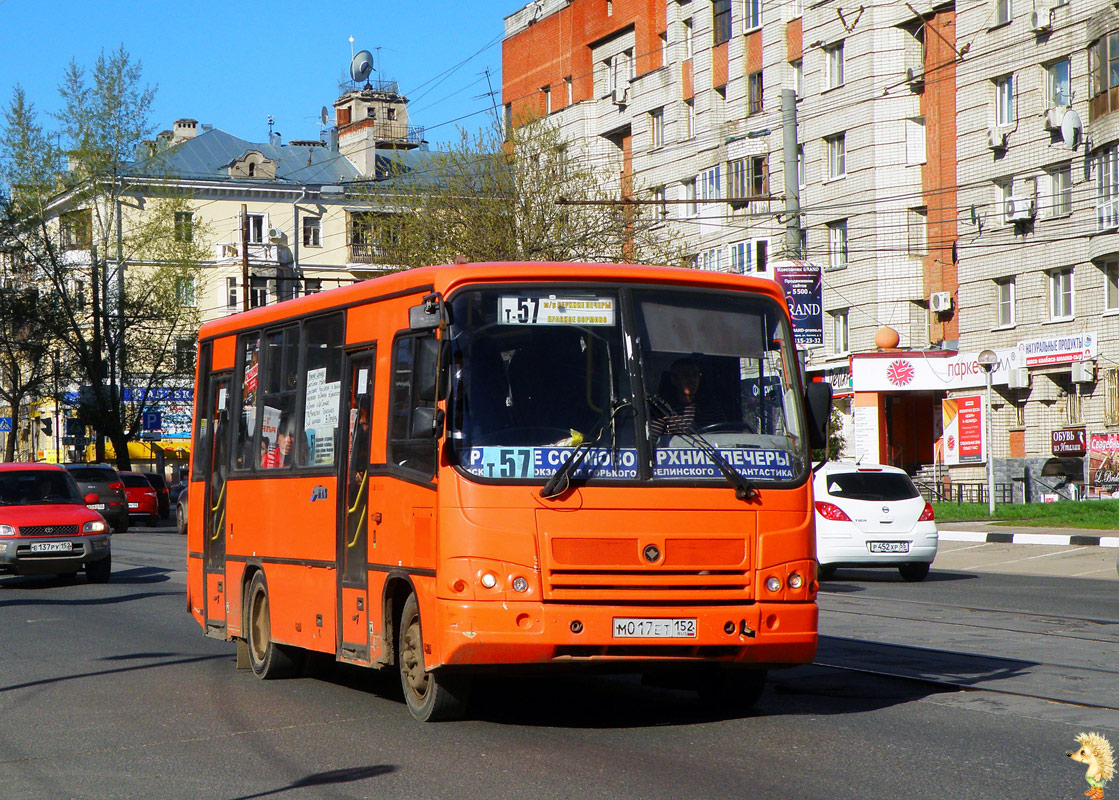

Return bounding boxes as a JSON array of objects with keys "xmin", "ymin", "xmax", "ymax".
[
  {"xmin": 765, "ymin": 575, "xmax": 781, "ymax": 593},
  {"xmin": 511, "ymin": 576, "xmax": 529, "ymax": 593},
  {"xmin": 788, "ymin": 572, "xmax": 803, "ymax": 590},
  {"xmin": 479, "ymin": 572, "xmax": 497, "ymax": 589}
]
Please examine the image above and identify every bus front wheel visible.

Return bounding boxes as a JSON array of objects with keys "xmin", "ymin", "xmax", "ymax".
[
  {"xmin": 397, "ymin": 593, "xmax": 470, "ymax": 722},
  {"xmin": 246, "ymin": 571, "xmax": 301, "ymax": 679}
]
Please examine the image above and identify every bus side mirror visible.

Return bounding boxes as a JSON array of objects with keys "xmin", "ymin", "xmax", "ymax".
[
  {"xmin": 411, "ymin": 406, "xmax": 444, "ymax": 439},
  {"xmin": 805, "ymin": 381, "xmax": 833, "ymax": 451},
  {"xmin": 409, "ymin": 293, "xmax": 444, "ymax": 331},
  {"xmin": 415, "ymin": 337, "xmax": 446, "ymax": 402}
]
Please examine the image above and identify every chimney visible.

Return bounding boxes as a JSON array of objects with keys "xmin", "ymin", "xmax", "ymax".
[{"xmin": 172, "ymin": 118, "xmax": 199, "ymax": 144}]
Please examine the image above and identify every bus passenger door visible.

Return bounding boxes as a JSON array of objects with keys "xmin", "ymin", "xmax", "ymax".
[
  {"xmin": 203, "ymin": 375, "xmax": 231, "ymax": 635},
  {"xmin": 339, "ymin": 350, "xmax": 375, "ymax": 663}
]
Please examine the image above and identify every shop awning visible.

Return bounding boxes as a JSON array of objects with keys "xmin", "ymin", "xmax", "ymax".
[{"xmin": 84, "ymin": 440, "xmax": 192, "ymax": 462}]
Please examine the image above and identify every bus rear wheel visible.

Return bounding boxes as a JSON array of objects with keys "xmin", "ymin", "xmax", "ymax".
[
  {"xmin": 246, "ymin": 572, "xmax": 301, "ymax": 679},
  {"xmin": 397, "ymin": 593, "xmax": 470, "ymax": 722}
]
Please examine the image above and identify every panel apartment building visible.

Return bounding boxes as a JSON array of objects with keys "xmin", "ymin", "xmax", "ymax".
[{"xmin": 503, "ymin": 0, "xmax": 960, "ymax": 478}]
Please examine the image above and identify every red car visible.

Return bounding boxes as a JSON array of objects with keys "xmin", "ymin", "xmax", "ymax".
[
  {"xmin": 119, "ymin": 472, "xmax": 160, "ymax": 526},
  {"xmin": 0, "ymin": 463, "xmax": 112, "ymax": 582}
]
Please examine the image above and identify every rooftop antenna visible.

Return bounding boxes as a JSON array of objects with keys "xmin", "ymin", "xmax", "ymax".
[{"xmin": 349, "ymin": 35, "xmax": 354, "ymax": 59}]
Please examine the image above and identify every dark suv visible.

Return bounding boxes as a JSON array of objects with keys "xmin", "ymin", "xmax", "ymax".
[{"xmin": 62, "ymin": 464, "xmax": 129, "ymax": 533}]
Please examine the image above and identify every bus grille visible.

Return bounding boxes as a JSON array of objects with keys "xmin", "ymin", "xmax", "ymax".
[{"xmin": 543, "ymin": 536, "xmax": 751, "ymax": 603}]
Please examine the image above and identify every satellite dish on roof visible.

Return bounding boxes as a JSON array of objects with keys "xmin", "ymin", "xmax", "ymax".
[
  {"xmin": 350, "ymin": 50, "xmax": 375, "ymax": 84},
  {"xmin": 1060, "ymin": 108, "xmax": 1082, "ymax": 149},
  {"xmin": 320, "ymin": 106, "xmax": 330, "ymax": 126}
]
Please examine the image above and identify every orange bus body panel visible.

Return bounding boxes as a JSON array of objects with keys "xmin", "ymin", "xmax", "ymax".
[{"xmin": 187, "ymin": 262, "xmax": 816, "ymax": 682}]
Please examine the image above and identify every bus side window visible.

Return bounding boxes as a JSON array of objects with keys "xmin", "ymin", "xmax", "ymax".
[
  {"xmin": 300, "ymin": 312, "xmax": 344, "ymax": 467},
  {"xmin": 388, "ymin": 333, "xmax": 437, "ymax": 476},
  {"xmin": 259, "ymin": 326, "xmax": 299, "ymax": 469},
  {"xmin": 234, "ymin": 334, "xmax": 262, "ymax": 471}
]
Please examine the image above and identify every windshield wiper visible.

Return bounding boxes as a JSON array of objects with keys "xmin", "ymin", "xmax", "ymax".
[
  {"xmin": 647, "ymin": 395, "xmax": 758, "ymax": 502},
  {"xmin": 540, "ymin": 400, "xmax": 633, "ymax": 499}
]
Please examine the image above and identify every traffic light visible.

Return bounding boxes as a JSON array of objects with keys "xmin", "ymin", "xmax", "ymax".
[{"xmin": 39, "ymin": 418, "xmax": 52, "ymax": 436}]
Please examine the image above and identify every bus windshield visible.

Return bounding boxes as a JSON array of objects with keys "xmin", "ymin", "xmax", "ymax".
[{"xmin": 447, "ymin": 285, "xmax": 807, "ymax": 486}]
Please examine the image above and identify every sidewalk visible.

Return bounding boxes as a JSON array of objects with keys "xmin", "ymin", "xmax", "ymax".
[{"xmin": 937, "ymin": 521, "xmax": 1119, "ymax": 547}]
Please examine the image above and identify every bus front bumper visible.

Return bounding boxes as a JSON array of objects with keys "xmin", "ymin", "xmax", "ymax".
[{"xmin": 435, "ymin": 599, "xmax": 817, "ymax": 668}]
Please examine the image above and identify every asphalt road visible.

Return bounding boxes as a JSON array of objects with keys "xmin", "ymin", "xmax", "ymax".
[{"xmin": 0, "ymin": 524, "xmax": 1115, "ymax": 799}]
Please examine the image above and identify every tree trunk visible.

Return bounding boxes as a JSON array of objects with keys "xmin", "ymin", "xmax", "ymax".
[{"xmin": 108, "ymin": 428, "xmax": 132, "ymax": 472}]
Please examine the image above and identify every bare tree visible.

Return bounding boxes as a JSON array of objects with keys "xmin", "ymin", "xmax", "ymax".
[{"xmin": 355, "ymin": 116, "xmax": 687, "ymax": 268}]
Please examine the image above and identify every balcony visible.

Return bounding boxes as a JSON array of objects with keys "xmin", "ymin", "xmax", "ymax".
[{"xmin": 348, "ymin": 242, "xmax": 396, "ymax": 265}]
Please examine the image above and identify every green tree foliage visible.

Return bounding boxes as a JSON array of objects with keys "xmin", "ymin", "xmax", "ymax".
[
  {"xmin": 358, "ymin": 117, "xmax": 687, "ymax": 268},
  {"xmin": 0, "ymin": 47, "xmax": 205, "ymax": 468}
]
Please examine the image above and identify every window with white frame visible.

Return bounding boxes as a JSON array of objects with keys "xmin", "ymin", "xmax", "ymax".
[
  {"xmin": 825, "ymin": 41, "xmax": 845, "ymax": 89},
  {"xmin": 826, "ymin": 133, "xmax": 846, "ymax": 179},
  {"xmin": 907, "ymin": 207, "xmax": 927, "ymax": 256},
  {"xmin": 684, "ymin": 178, "xmax": 697, "ymax": 216},
  {"xmin": 697, "ymin": 246, "xmax": 725, "ymax": 271},
  {"xmin": 227, "ymin": 277, "xmax": 239, "ymax": 310},
  {"xmin": 246, "ymin": 212, "xmax": 266, "ymax": 244},
  {"xmin": 650, "ymin": 107, "xmax": 665, "ymax": 148},
  {"xmin": 1104, "ymin": 259, "xmax": 1119, "ymax": 311},
  {"xmin": 1105, "ymin": 367, "xmax": 1119, "ymax": 426},
  {"xmin": 683, "ymin": 17, "xmax": 693, "ymax": 60},
  {"xmin": 905, "ymin": 117, "xmax": 926, "ymax": 165},
  {"xmin": 176, "ymin": 276, "xmax": 196, "ymax": 307},
  {"xmin": 791, "ymin": 0, "xmax": 803, "ymax": 16},
  {"xmin": 652, "ymin": 186, "xmax": 668, "ymax": 219},
  {"xmin": 1048, "ymin": 58, "xmax": 1071, "ymax": 107},
  {"xmin": 1049, "ymin": 267, "xmax": 1074, "ymax": 319},
  {"xmin": 685, "ymin": 99, "xmax": 695, "ymax": 138},
  {"xmin": 250, "ymin": 276, "xmax": 269, "ymax": 309},
  {"xmin": 744, "ymin": 0, "xmax": 761, "ymax": 31},
  {"xmin": 996, "ymin": 178, "xmax": 1014, "ymax": 223},
  {"xmin": 302, "ymin": 215, "xmax": 322, "ymax": 247},
  {"xmin": 730, "ymin": 238, "xmax": 770, "ymax": 273},
  {"xmin": 790, "ymin": 59, "xmax": 802, "ymax": 99},
  {"xmin": 995, "ymin": 74, "xmax": 1015, "ymax": 126},
  {"xmin": 1044, "ymin": 163, "xmax": 1072, "ymax": 217},
  {"xmin": 659, "ymin": 31, "xmax": 668, "ymax": 65},
  {"xmin": 174, "ymin": 211, "xmax": 194, "ymax": 243},
  {"xmin": 543, "ymin": 86, "xmax": 551, "ymax": 114},
  {"xmin": 996, "ymin": 277, "xmax": 1016, "ymax": 327},
  {"xmin": 831, "ymin": 309, "xmax": 849, "ymax": 355},
  {"xmin": 827, "ymin": 220, "xmax": 848, "ymax": 270},
  {"xmin": 995, "ymin": 0, "xmax": 1012, "ymax": 26},
  {"xmin": 797, "ymin": 143, "xmax": 805, "ymax": 188},
  {"xmin": 1098, "ymin": 146, "xmax": 1119, "ymax": 231},
  {"xmin": 565, "ymin": 76, "xmax": 573, "ymax": 104},
  {"xmin": 303, "ymin": 278, "xmax": 322, "ymax": 296},
  {"xmin": 698, "ymin": 165, "xmax": 722, "ymax": 204}
]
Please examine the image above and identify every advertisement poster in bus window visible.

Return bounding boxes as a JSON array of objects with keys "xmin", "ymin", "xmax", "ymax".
[
  {"xmin": 304, "ymin": 367, "xmax": 341, "ymax": 465},
  {"xmin": 772, "ymin": 260, "xmax": 823, "ymax": 347},
  {"xmin": 1088, "ymin": 434, "xmax": 1119, "ymax": 497},
  {"xmin": 942, "ymin": 395, "xmax": 984, "ymax": 465}
]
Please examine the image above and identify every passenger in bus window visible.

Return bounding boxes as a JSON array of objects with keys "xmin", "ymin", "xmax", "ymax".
[
  {"xmin": 262, "ymin": 414, "xmax": 296, "ymax": 468},
  {"xmin": 649, "ymin": 358, "xmax": 718, "ymax": 439}
]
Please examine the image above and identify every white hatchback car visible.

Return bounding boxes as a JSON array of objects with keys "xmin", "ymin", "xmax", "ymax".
[{"xmin": 812, "ymin": 461, "xmax": 937, "ymax": 582}]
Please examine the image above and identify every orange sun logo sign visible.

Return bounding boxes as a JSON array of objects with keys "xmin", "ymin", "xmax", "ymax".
[{"xmin": 886, "ymin": 359, "xmax": 916, "ymax": 387}]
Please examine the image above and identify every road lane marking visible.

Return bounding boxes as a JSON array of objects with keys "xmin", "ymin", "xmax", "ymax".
[{"xmin": 957, "ymin": 546, "xmax": 1090, "ymax": 570}]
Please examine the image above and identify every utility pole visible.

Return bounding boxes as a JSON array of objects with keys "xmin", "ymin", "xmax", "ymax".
[
  {"xmin": 782, "ymin": 89, "xmax": 801, "ymax": 259},
  {"xmin": 241, "ymin": 204, "xmax": 250, "ymax": 312}
]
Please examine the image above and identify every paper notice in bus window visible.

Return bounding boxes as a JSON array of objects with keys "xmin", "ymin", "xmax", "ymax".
[
  {"xmin": 305, "ymin": 368, "xmax": 341, "ymax": 429},
  {"xmin": 498, "ymin": 296, "xmax": 615, "ymax": 326}
]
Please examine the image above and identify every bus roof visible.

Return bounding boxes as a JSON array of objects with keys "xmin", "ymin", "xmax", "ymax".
[{"xmin": 198, "ymin": 262, "xmax": 789, "ymax": 341}]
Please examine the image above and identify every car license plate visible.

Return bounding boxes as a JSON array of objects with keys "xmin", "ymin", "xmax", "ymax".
[
  {"xmin": 868, "ymin": 541, "xmax": 909, "ymax": 553},
  {"xmin": 128, "ymin": 502, "xmax": 139, "ymax": 509},
  {"xmin": 613, "ymin": 617, "xmax": 697, "ymax": 638},
  {"xmin": 87, "ymin": 503, "xmax": 105, "ymax": 510},
  {"xmin": 30, "ymin": 542, "xmax": 73, "ymax": 553}
]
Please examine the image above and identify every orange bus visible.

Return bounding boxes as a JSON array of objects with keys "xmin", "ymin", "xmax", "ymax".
[{"xmin": 186, "ymin": 262, "xmax": 832, "ymax": 721}]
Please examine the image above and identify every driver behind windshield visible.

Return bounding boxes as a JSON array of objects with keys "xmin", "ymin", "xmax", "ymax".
[{"xmin": 648, "ymin": 357, "xmax": 720, "ymax": 438}]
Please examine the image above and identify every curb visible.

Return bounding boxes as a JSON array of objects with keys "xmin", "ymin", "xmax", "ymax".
[{"xmin": 938, "ymin": 530, "xmax": 1119, "ymax": 548}]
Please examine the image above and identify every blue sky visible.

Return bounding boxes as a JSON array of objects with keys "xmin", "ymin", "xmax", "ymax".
[{"xmin": 0, "ymin": 0, "xmax": 518, "ymax": 149}]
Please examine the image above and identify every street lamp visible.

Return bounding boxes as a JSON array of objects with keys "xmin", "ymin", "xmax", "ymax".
[{"xmin": 977, "ymin": 349, "xmax": 998, "ymax": 515}]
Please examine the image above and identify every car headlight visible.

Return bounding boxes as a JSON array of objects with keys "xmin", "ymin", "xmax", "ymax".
[
  {"xmin": 82, "ymin": 520, "xmax": 108, "ymax": 534},
  {"xmin": 0, "ymin": 524, "xmax": 16, "ymax": 537}
]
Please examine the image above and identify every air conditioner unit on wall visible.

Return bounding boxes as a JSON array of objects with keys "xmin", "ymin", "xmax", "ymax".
[
  {"xmin": 1030, "ymin": 8, "xmax": 1052, "ymax": 32},
  {"xmin": 987, "ymin": 127, "xmax": 1008, "ymax": 150},
  {"xmin": 267, "ymin": 227, "xmax": 284, "ymax": 242},
  {"xmin": 1007, "ymin": 368, "xmax": 1030, "ymax": 389},
  {"xmin": 930, "ymin": 291, "xmax": 952, "ymax": 313},
  {"xmin": 1072, "ymin": 360, "xmax": 1097, "ymax": 383},
  {"xmin": 611, "ymin": 85, "xmax": 628, "ymax": 105},
  {"xmin": 904, "ymin": 66, "xmax": 924, "ymax": 88},
  {"xmin": 1044, "ymin": 106, "xmax": 1067, "ymax": 131},
  {"xmin": 1004, "ymin": 196, "xmax": 1036, "ymax": 222}
]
